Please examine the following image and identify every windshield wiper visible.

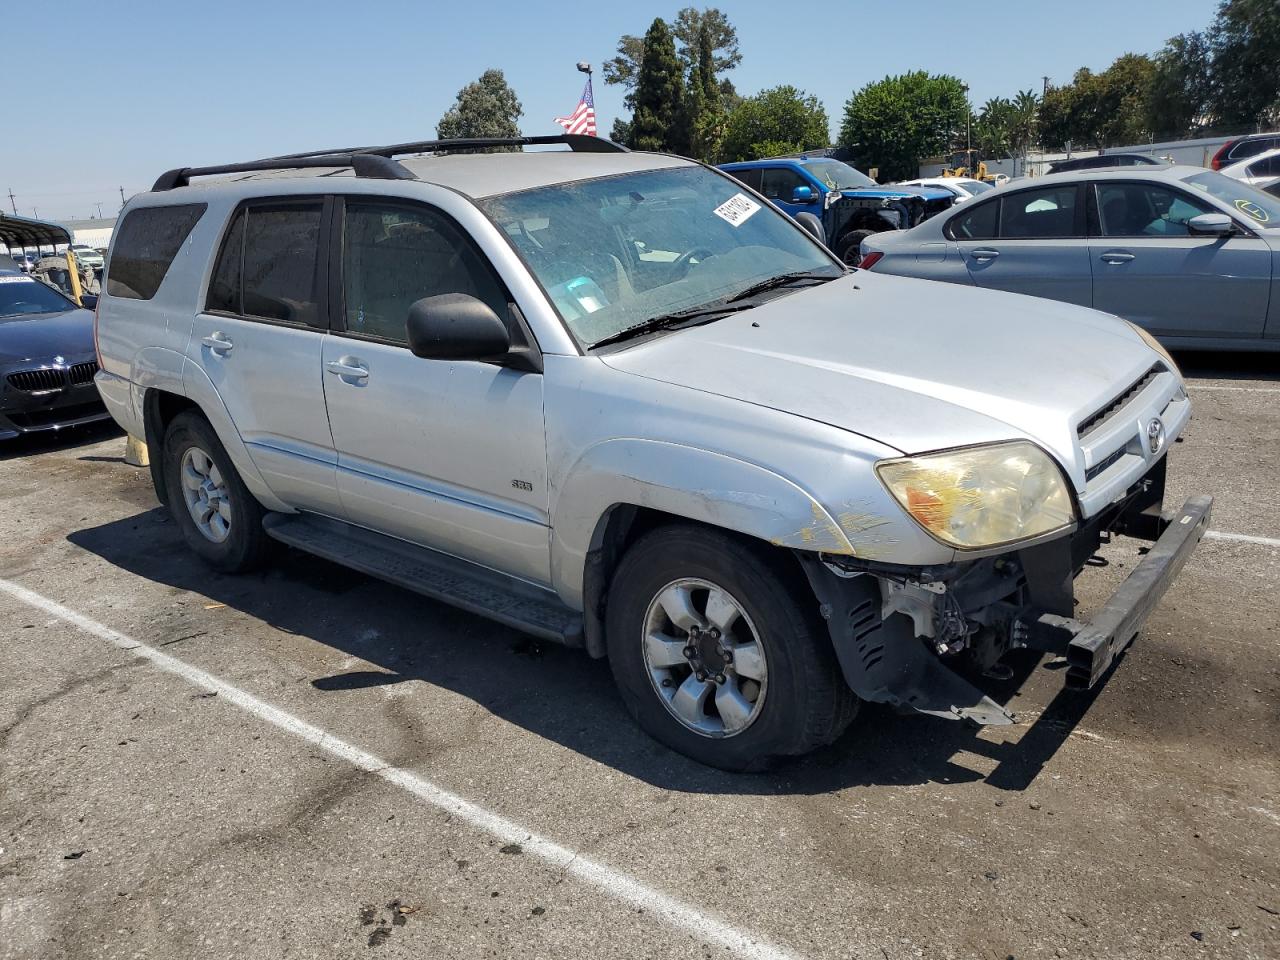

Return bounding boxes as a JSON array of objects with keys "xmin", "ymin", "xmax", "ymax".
[
  {"xmin": 725, "ymin": 270, "xmax": 840, "ymax": 304},
  {"xmin": 588, "ymin": 302, "xmax": 755, "ymax": 350}
]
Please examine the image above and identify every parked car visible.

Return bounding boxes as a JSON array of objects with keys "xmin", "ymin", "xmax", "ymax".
[
  {"xmin": 1220, "ymin": 147, "xmax": 1280, "ymax": 189},
  {"xmin": 70, "ymin": 244, "xmax": 105, "ymax": 272},
  {"xmin": 7, "ymin": 251, "xmax": 38, "ymax": 273},
  {"xmin": 1047, "ymin": 154, "xmax": 1163, "ymax": 174},
  {"xmin": 95, "ymin": 135, "xmax": 1209, "ymax": 771},
  {"xmin": 861, "ymin": 166, "xmax": 1280, "ymax": 351},
  {"xmin": 0, "ymin": 267, "xmax": 110, "ymax": 440},
  {"xmin": 1210, "ymin": 132, "xmax": 1280, "ymax": 171},
  {"xmin": 897, "ymin": 177, "xmax": 995, "ymax": 203},
  {"xmin": 719, "ymin": 157, "xmax": 955, "ymax": 264}
]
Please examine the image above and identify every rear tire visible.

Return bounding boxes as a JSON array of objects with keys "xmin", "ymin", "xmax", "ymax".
[
  {"xmin": 605, "ymin": 525, "xmax": 856, "ymax": 771},
  {"xmin": 835, "ymin": 229, "xmax": 876, "ymax": 266},
  {"xmin": 161, "ymin": 410, "xmax": 271, "ymax": 573}
]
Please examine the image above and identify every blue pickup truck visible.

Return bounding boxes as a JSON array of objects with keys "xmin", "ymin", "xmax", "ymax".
[{"xmin": 719, "ymin": 156, "xmax": 956, "ymax": 265}]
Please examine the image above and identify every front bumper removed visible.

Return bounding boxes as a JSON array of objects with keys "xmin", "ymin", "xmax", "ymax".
[{"xmin": 1026, "ymin": 494, "xmax": 1212, "ymax": 690}]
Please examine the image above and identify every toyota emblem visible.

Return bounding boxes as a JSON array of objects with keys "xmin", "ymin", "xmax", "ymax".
[{"xmin": 1146, "ymin": 417, "xmax": 1165, "ymax": 455}]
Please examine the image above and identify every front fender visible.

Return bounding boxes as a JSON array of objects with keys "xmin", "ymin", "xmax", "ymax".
[{"xmin": 549, "ymin": 438, "xmax": 853, "ymax": 607}]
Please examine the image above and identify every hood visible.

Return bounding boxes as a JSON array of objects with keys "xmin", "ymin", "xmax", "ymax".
[
  {"xmin": 0, "ymin": 308, "xmax": 96, "ymax": 365},
  {"xmin": 878, "ymin": 185, "xmax": 954, "ymax": 202},
  {"xmin": 599, "ymin": 274, "xmax": 1161, "ymax": 489}
]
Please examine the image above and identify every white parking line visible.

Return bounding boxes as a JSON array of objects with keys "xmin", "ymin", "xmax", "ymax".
[
  {"xmin": 0, "ymin": 577, "xmax": 802, "ymax": 960},
  {"xmin": 1204, "ymin": 530, "xmax": 1280, "ymax": 548},
  {"xmin": 1185, "ymin": 384, "xmax": 1280, "ymax": 394}
]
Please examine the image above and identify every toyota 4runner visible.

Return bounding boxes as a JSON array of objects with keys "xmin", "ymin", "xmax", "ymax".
[{"xmin": 94, "ymin": 134, "xmax": 1211, "ymax": 771}]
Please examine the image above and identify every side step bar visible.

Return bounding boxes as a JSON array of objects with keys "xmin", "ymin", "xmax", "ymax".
[{"xmin": 262, "ymin": 513, "xmax": 583, "ymax": 647}]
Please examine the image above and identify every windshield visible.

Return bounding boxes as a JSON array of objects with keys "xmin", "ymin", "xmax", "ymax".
[
  {"xmin": 803, "ymin": 159, "xmax": 877, "ymax": 190},
  {"xmin": 1183, "ymin": 170, "xmax": 1280, "ymax": 226},
  {"xmin": 964, "ymin": 180, "xmax": 995, "ymax": 195},
  {"xmin": 0, "ymin": 275, "xmax": 76, "ymax": 317},
  {"xmin": 480, "ymin": 166, "xmax": 840, "ymax": 348}
]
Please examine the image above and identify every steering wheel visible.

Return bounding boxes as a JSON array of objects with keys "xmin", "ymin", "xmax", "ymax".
[{"xmin": 673, "ymin": 246, "xmax": 716, "ymax": 277}]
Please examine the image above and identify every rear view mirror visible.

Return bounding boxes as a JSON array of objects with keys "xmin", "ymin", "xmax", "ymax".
[
  {"xmin": 406, "ymin": 294, "xmax": 510, "ymax": 361},
  {"xmin": 791, "ymin": 185, "xmax": 816, "ymax": 204},
  {"xmin": 1187, "ymin": 213, "xmax": 1235, "ymax": 237}
]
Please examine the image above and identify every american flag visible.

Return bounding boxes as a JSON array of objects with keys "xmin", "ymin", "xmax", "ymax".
[{"xmin": 554, "ymin": 78, "xmax": 597, "ymax": 136}]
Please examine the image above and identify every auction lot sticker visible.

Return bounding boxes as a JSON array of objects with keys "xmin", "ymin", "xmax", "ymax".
[
  {"xmin": 713, "ymin": 193, "xmax": 761, "ymax": 227},
  {"xmin": 0, "ymin": 276, "xmax": 35, "ymax": 283}
]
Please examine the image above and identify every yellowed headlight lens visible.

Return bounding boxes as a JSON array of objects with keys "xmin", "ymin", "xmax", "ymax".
[{"xmin": 877, "ymin": 441, "xmax": 1076, "ymax": 549}]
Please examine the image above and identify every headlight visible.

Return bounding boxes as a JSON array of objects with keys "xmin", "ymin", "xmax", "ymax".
[
  {"xmin": 876, "ymin": 441, "xmax": 1076, "ymax": 549},
  {"xmin": 1129, "ymin": 322, "xmax": 1179, "ymax": 374}
]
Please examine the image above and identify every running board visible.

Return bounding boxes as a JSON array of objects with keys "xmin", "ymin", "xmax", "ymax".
[{"xmin": 262, "ymin": 513, "xmax": 583, "ymax": 646}]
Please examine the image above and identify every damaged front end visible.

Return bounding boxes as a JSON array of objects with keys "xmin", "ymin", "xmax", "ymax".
[{"xmin": 799, "ymin": 460, "xmax": 1212, "ymax": 725}]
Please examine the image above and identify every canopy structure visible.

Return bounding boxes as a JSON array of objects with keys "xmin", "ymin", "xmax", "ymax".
[{"xmin": 0, "ymin": 212, "xmax": 72, "ymax": 251}]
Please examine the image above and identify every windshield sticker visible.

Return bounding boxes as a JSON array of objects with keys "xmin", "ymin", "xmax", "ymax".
[
  {"xmin": 713, "ymin": 193, "xmax": 761, "ymax": 227},
  {"xmin": 1235, "ymin": 199, "xmax": 1269, "ymax": 223},
  {"xmin": 0, "ymin": 275, "xmax": 36, "ymax": 284}
]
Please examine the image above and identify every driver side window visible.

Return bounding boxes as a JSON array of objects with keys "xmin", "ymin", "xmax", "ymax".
[
  {"xmin": 341, "ymin": 200, "xmax": 508, "ymax": 343},
  {"xmin": 1095, "ymin": 183, "xmax": 1214, "ymax": 238}
]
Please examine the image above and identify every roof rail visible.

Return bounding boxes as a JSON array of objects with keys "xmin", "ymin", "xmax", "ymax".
[
  {"xmin": 264, "ymin": 133, "xmax": 629, "ymax": 161},
  {"xmin": 152, "ymin": 153, "xmax": 414, "ymax": 192}
]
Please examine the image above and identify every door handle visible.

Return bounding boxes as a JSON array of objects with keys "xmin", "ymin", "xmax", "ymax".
[
  {"xmin": 201, "ymin": 332, "xmax": 234, "ymax": 354},
  {"xmin": 1100, "ymin": 251, "xmax": 1135, "ymax": 264},
  {"xmin": 325, "ymin": 358, "xmax": 369, "ymax": 381},
  {"xmin": 970, "ymin": 248, "xmax": 1000, "ymax": 262}
]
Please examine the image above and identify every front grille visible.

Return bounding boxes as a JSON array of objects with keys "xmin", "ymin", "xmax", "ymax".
[
  {"xmin": 68, "ymin": 361, "xmax": 98, "ymax": 385},
  {"xmin": 1085, "ymin": 447, "xmax": 1127, "ymax": 482},
  {"xmin": 7, "ymin": 368, "xmax": 66, "ymax": 392},
  {"xmin": 1077, "ymin": 363, "xmax": 1166, "ymax": 439}
]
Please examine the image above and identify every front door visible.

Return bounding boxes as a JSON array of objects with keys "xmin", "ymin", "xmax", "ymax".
[
  {"xmin": 1088, "ymin": 180, "xmax": 1273, "ymax": 338},
  {"xmin": 321, "ymin": 196, "xmax": 551, "ymax": 586},
  {"xmin": 955, "ymin": 183, "xmax": 1094, "ymax": 307},
  {"xmin": 189, "ymin": 197, "xmax": 342, "ymax": 515}
]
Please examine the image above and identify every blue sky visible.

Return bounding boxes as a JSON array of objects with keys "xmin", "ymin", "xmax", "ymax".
[{"xmin": 5, "ymin": 0, "xmax": 1218, "ymax": 221}]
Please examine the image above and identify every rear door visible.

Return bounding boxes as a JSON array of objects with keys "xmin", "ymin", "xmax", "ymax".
[
  {"xmin": 189, "ymin": 198, "xmax": 342, "ymax": 514},
  {"xmin": 952, "ymin": 183, "xmax": 1093, "ymax": 306},
  {"xmin": 320, "ymin": 195, "xmax": 551, "ymax": 585},
  {"xmin": 1088, "ymin": 180, "xmax": 1272, "ymax": 338}
]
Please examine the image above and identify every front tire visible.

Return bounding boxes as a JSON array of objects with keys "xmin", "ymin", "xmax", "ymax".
[
  {"xmin": 835, "ymin": 229, "xmax": 876, "ymax": 266},
  {"xmin": 162, "ymin": 410, "xmax": 271, "ymax": 573},
  {"xmin": 605, "ymin": 525, "xmax": 856, "ymax": 771}
]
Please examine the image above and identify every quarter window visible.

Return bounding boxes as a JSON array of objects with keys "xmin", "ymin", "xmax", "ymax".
[
  {"xmin": 341, "ymin": 201, "xmax": 507, "ymax": 344},
  {"xmin": 1096, "ymin": 183, "xmax": 1213, "ymax": 237},
  {"xmin": 999, "ymin": 186, "xmax": 1080, "ymax": 238},
  {"xmin": 107, "ymin": 203, "xmax": 206, "ymax": 300}
]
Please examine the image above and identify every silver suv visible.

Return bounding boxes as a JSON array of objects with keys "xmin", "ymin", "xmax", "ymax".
[{"xmin": 94, "ymin": 135, "xmax": 1211, "ymax": 771}]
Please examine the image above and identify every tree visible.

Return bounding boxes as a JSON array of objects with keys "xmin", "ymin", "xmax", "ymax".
[
  {"xmin": 1037, "ymin": 56, "xmax": 1155, "ymax": 150},
  {"xmin": 1209, "ymin": 0, "xmax": 1280, "ymax": 127},
  {"xmin": 435, "ymin": 69, "xmax": 523, "ymax": 148},
  {"xmin": 683, "ymin": 23, "xmax": 726, "ymax": 161},
  {"xmin": 1148, "ymin": 32, "xmax": 1213, "ymax": 136},
  {"xmin": 604, "ymin": 6, "xmax": 741, "ymax": 108},
  {"xmin": 839, "ymin": 72, "xmax": 968, "ymax": 181},
  {"xmin": 628, "ymin": 19, "xmax": 686, "ymax": 153},
  {"xmin": 721, "ymin": 86, "xmax": 829, "ymax": 161}
]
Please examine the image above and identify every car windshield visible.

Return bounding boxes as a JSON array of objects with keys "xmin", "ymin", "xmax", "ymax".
[
  {"xmin": 0, "ymin": 275, "xmax": 76, "ymax": 317},
  {"xmin": 965, "ymin": 180, "xmax": 995, "ymax": 195},
  {"xmin": 1183, "ymin": 170, "xmax": 1280, "ymax": 227},
  {"xmin": 803, "ymin": 159, "xmax": 877, "ymax": 190},
  {"xmin": 480, "ymin": 166, "xmax": 841, "ymax": 349}
]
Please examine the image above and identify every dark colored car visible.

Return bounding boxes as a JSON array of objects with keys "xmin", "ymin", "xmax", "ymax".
[
  {"xmin": 1211, "ymin": 133, "xmax": 1280, "ymax": 171},
  {"xmin": 1047, "ymin": 154, "xmax": 1163, "ymax": 174},
  {"xmin": 0, "ymin": 271, "xmax": 110, "ymax": 439}
]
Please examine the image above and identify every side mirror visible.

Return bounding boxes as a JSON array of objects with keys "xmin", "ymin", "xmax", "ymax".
[
  {"xmin": 406, "ymin": 293, "xmax": 510, "ymax": 361},
  {"xmin": 79, "ymin": 293, "xmax": 98, "ymax": 310},
  {"xmin": 791, "ymin": 185, "xmax": 816, "ymax": 204},
  {"xmin": 1187, "ymin": 212, "xmax": 1235, "ymax": 237}
]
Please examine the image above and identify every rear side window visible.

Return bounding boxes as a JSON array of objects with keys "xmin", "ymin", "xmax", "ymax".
[
  {"xmin": 947, "ymin": 199, "xmax": 998, "ymax": 240},
  {"xmin": 999, "ymin": 186, "xmax": 1080, "ymax": 238},
  {"xmin": 107, "ymin": 203, "xmax": 206, "ymax": 300},
  {"xmin": 726, "ymin": 168, "xmax": 762, "ymax": 191},
  {"xmin": 206, "ymin": 202, "xmax": 324, "ymax": 325}
]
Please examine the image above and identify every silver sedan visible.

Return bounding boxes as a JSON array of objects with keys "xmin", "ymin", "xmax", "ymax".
[{"xmin": 861, "ymin": 165, "xmax": 1280, "ymax": 350}]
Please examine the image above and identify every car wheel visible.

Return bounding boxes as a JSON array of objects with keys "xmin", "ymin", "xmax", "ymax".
[
  {"xmin": 605, "ymin": 524, "xmax": 857, "ymax": 771},
  {"xmin": 162, "ymin": 410, "xmax": 271, "ymax": 573},
  {"xmin": 835, "ymin": 229, "xmax": 876, "ymax": 266}
]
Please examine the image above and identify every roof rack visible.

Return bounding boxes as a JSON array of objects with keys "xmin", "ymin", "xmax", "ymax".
[
  {"xmin": 151, "ymin": 133, "xmax": 628, "ymax": 192},
  {"xmin": 264, "ymin": 133, "xmax": 628, "ymax": 161}
]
